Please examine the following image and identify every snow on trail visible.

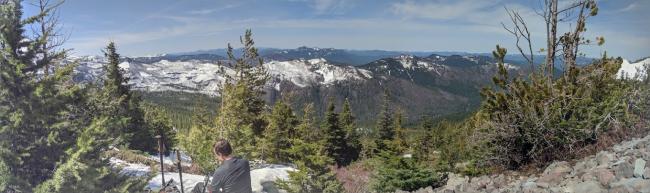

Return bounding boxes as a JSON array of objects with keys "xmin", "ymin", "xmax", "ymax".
[
  {"xmin": 148, "ymin": 172, "xmax": 208, "ymax": 193},
  {"xmin": 136, "ymin": 162, "xmax": 294, "ymax": 192},
  {"xmin": 109, "ymin": 157, "xmax": 150, "ymax": 177}
]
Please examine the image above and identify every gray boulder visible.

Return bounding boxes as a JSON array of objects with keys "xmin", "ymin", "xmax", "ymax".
[
  {"xmin": 614, "ymin": 161, "xmax": 634, "ymax": 179},
  {"xmin": 566, "ymin": 181, "xmax": 605, "ymax": 193}
]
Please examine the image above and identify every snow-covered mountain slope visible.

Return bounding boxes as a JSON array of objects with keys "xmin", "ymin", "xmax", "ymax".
[
  {"xmin": 617, "ymin": 58, "xmax": 649, "ymax": 80},
  {"xmin": 72, "ymin": 57, "xmax": 372, "ymax": 95},
  {"xmin": 264, "ymin": 58, "xmax": 372, "ymax": 87}
]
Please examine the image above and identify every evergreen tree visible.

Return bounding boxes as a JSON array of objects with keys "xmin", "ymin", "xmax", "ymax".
[
  {"xmin": 340, "ymin": 98, "xmax": 361, "ymax": 165},
  {"xmin": 215, "ymin": 30, "xmax": 268, "ymax": 158},
  {"xmin": 392, "ymin": 109, "xmax": 408, "ymax": 154},
  {"xmin": 0, "ymin": 0, "xmax": 83, "ymax": 190},
  {"xmin": 141, "ymin": 103, "xmax": 176, "ymax": 155},
  {"xmin": 34, "ymin": 118, "xmax": 148, "ymax": 193},
  {"xmin": 262, "ymin": 100, "xmax": 299, "ymax": 163},
  {"xmin": 178, "ymin": 121, "xmax": 219, "ymax": 174},
  {"xmin": 191, "ymin": 98, "xmax": 213, "ymax": 129},
  {"xmin": 0, "ymin": 1, "xmax": 144, "ymax": 191},
  {"xmin": 178, "ymin": 97, "xmax": 218, "ymax": 173},
  {"xmin": 413, "ymin": 117, "xmax": 436, "ymax": 162},
  {"xmin": 321, "ymin": 100, "xmax": 348, "ymax": 167},
  {"xmin": 278, "ymin": 104, "xmax": 344, "ymax": 193},
  {"xmin": 295, "ymin": 103, "xmax": 320, "ymax": 142},
  {"xmin": 375, "ymin": 90, "xmax": 395, "ymax": 154},
  {"xmin": 99, "ymin": 42, "xmax": 149, "ymax": 152},
  {"xmin": 372, "ymin": 152, "xmax": 445, "ymax": 193}
]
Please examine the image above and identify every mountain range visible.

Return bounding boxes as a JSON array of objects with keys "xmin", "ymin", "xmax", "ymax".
[{"xmin": 71, "ymin": 47, "xmax": 645, "ymax": 127}]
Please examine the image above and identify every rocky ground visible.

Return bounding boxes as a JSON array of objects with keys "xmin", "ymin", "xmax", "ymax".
[{"xmin": 402, "ymin": 134, "xmax": 650, "ymax": 193}]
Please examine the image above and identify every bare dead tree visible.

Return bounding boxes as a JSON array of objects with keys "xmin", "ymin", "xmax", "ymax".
[
  {"xmin": 25, "ymin": 0, "xmax": 69, "ymax": 76},
  {"xmin": 502, "ymin": 7, "xmax": 534, "ymax": 71},
  {"xmin": 504, "ymin": 0, "xmax": 600, "ymax": 83},
  {"xmin": 559, "ymin": 0, "xmax": 598, "ymax": 80}
]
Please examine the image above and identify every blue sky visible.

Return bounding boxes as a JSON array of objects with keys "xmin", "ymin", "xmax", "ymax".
[{"xmin": 22, "ymin": 0, "xmax": 650, "ymax": 60}]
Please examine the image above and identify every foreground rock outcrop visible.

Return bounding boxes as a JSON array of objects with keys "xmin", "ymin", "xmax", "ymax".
[{"xmin": 403, "ymin": 134, "xmax": 650, "ymax": 193}]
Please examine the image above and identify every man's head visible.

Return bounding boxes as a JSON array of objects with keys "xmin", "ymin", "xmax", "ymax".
[{"xmin": 213, "ymin": 139, "xmax": 233, "ymax": 161}]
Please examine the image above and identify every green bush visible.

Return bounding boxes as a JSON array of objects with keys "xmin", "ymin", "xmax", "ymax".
[
  {"xmin": 371, "ymin": 152, "xmax": 447, "ymax": 192},
  {"xmin": 480, "ymin": 51, "xmax": 630, "ymax": 168},
  {"xmin": 627, "ymin": 62, "xmax": 650, "ymax": 120}
]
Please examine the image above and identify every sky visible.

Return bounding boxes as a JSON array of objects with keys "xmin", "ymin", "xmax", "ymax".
[{"xmin": 21, "ymin": 0, "xmax": 650, "ymax": 60}]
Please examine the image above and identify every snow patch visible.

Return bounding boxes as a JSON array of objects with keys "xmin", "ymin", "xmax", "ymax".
[
  {"xmin": 75, "ymin": 56, "xmax": 372, "ymax": 94},
  {"xmin": 146, "ymin": 164, "xmax": 295, "ymax": 193},
  {"xmin": 617, "ymin": 58, "xmax": 649, "ymax": 80},
  {"xmin": 264, "ymin": 58, "xmax": 372, "ymax": 87},
  {"xmin": 109, "ymin": 157, "xmax": 151, "ymax": 177}
]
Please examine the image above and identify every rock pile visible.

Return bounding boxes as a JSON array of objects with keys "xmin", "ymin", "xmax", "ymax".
[{"xmin": 401, "ymin": 134, "xmax": 650, "ymax": 193}]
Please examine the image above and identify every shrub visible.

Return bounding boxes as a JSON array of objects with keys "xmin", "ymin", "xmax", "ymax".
[
  {"xmin": 480, "ymin": 51, "xmax": 630, "ymax": 169},
  {"xmin": 413, "ymin": 114, "xmax": 491, "ymax": 176},
  {"xmin": 371, "ymin": 152, "xmax": 447, "ymax": 192}
]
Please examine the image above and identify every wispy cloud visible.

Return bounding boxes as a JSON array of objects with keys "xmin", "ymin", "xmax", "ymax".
[
  {"xmin": 617, "ymin": 2, "xmax": 637, "ymax": 12},
  {"xmin": 390, "ymin": 0, "xmax": 537, "ymax": 25},
  {"xmin": 187, "ymin": 3, "xmax": 240, "ymax": 15}
]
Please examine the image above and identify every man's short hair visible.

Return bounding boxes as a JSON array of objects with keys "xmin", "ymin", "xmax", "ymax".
[{"xmin": 213, "ymin": 139, "xmax": 232, "ymax": 156}]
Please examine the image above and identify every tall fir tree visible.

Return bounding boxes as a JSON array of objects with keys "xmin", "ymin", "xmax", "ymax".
[
  {"xmin": 375, "ymin": 90, "xmax": 395, "ymax": 154},
  {"xmin": 215, "ymin": 30, "xmax": 269, "ymax": 158},
  {"xmin": 262, "ymin": 100, "xmax": 299, "ymax": 163},
  {"xmin": 339, "ymin": 98, "xmax": 361, "ymax": 165},
  {"xmin": 99, "ymin": 42, "xmax": 150, "ymax": 152},
  {"xmin": 278, "ymin": 103, "xmax": 344, "ymax": 193},
  {"xmin": 0, "ymin": 1, "xmax": 144, "ymax": 191},
  {"xmin": 414, "ymin": 117, "xmax": 436, "ymax": 162},
  {"xmin": 0, "ymin": 0, "xmax": 82, "ymax": 189},
  {"xmin": 392, "ymin": 109, "xmax": 408, "ymax": 154},
  {"xmin": 321, "ymin": 100, "xmax": 348, "ymax": 167},
  {"xmin": 295, "ymin": 103, "xmax": 320, "ymax": 142}
]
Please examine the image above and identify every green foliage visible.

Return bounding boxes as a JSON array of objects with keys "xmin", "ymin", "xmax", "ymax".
[
  {"xmin": 0, "ymin": 2, "xmax": 147, "ymax": 191},
  {"xmin": 138, "ymin": 91, "xmax": 218, "ymax": 132},
  {"xmin": 277, "ymin": 105, "xmax": 344, "ymax": 193},
  {"xmin": 413, "ymin": 114, "xmax": 489, "ymax": 176},
  {"xmin": 140, "ymin": 103, "xmax": 177, "ymax": 155},
  {"xmin": 374, "ymin": 91, "xmax": 395, "ymax": 154},
  {"xmin": 340, "ymin": 99, "xmax": 361, "ymax": 166},
  {"xmin": 0, "ymin": 1, "xmax": 89, "ymax": 190},
  {"xmin": 215, "ymin": 29, "xmax": 269, "ymax": 159},
  {"xmin": 295, "ymin": 103, "xmax": 320, "ymax": 142},
  {"xmin": 178, "ymin": 98, "xmax": 219, "ymax": 174},
  {"xmin": 262, "ymin": 100, "xmax": 299, "ymax": 163},
  {"xmin": 627, "ymin": 62, "xmax": 650, "ymax": 120},
  {"xmin": 480, "ymin": 46, "xmax": 630, "ymax": 168},
  {"xmin": 178, "ymin": 124, "xmax": 218, "ymax": 174},
  {"xmin": 392, "ymin": 110, "xmax": 408, "ymax": 154},
  {"xmin": 98, "ymin": 42, "xmax": 150, "ymax": 152},
  {"xmin": 0, "ymin": 159, "xmax": 9, "ymax": 192},
  {"xmin": 34, "ymin": 118, "xmax": 148, "ymax": 193},
  {"xmin": 371, "ymin": 152, "xmax": 446, "ymax": 193},
  {"xmin": 321, "ymin": 101, "xmax": 349, "ymax": 167}
]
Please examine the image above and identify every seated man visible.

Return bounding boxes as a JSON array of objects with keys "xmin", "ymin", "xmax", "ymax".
[{"xmin": 209, "ymin": 139, "xmax": 252, "ymax": 193}]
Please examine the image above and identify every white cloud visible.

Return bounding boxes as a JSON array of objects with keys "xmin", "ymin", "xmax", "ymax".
[
  {"xmin": 391, "ymin": 0, "xmax": 499, "ymax": 20},
  {"xmin": 187, "ymin": 4, "xmax": 240, "ymax": 15},
  {"xmin": 617, "ymin": 2, "xmax": 637, "ymax": 12}
]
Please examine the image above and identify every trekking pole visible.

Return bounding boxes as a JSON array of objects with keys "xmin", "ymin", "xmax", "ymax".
[
  {"xmin": 156, "ymin": 135, "xmax": 165, "ymax": 185},
  {"xmin": 175, "ymin": 149, "xmax": 185, "ymax": 193}
]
